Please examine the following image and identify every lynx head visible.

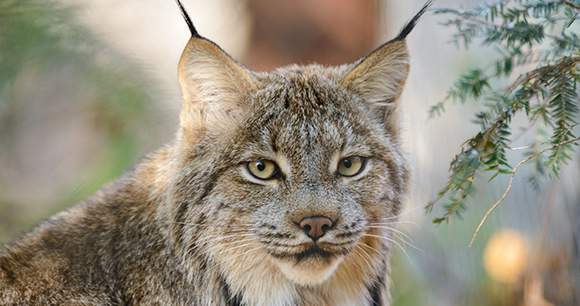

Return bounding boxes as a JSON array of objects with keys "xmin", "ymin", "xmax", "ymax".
[{"xmin": 167, "ymin": 0, "xmax": 427, "ymax": 298}]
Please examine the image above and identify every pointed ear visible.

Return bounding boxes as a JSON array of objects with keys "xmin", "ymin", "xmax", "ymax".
[
  {"xmin": 341, "ymin": 40, "xmax": 410, "ymax": 108},
  {"xmin": 340, "ymin": 0, "xmax": 431, "ymax": 135},
  {"xmin": 340, "ymin": 40, "xmax": 410, "ymax": 134},
  {"xmin": 178, "ymin": 36, "xmax": 255, "ymax": 138}
]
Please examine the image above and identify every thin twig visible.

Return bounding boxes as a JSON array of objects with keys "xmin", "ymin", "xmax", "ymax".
[
  {"xmin": 425, "ymin": 192, "xmax": 447, "ymax": 212},
  {"xmin": 508, "ymin": 144, "xmax": 536, "ymax": 151},
  {"xmin": 469, "ymin": 136, "xmax": 580, "ymax": 248},
  {"xmin": 509, "ymin": 122, "xmax": 580, "ymax": 151},
  {"xmin": 507, "ymin": 95, "xmax": 546, "ymax": 146},
  {"xmin": 561, "ymin": 0, "xmax": 580, "ymax": 10}
]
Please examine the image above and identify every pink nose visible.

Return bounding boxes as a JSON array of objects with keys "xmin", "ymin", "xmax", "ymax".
[{"xmin": 299, "ymin": 216, "xmax": 333, "ymax": 240}]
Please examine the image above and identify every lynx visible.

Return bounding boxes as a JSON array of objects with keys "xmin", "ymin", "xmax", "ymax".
[{"xmin": 0, "ymin": 1, "xmax": 429, "ymax": 305}]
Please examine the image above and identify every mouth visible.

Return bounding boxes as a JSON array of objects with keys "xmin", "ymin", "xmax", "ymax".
[
  {"xmin": 268, "ymin": 241, "xmax": 354, "ymax": 262},
  {"xmin": 267, "ymin": 242, "xmax": 350, "ymax": 285},
  {"xmin": 270, "ymin": 244, "xmax": 336, "ymax": 262}
]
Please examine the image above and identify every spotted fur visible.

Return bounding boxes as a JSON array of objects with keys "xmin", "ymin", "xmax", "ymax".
[{"xmin": 0, "ymin": 1, "xmax": 430, "ymax": 305}]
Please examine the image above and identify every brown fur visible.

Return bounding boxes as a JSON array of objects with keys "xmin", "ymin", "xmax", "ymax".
[{"xmin": 0, "ymin": 2, "xmax": 428, "ymax": 305}]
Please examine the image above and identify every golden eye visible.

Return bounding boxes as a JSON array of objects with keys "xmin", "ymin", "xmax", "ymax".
[
  {"xmin": 337, "ymin": 156, "xmax": 366, "ymax": 177},
  {"xmin": 247, "ymin": 159, "xmax": 277, "ymax": 180}
]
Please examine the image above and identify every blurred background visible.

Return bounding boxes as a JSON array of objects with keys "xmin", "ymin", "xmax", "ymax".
[{"xmin": 0, "ymin": 0, "xmax": 578, "ymax": 305}]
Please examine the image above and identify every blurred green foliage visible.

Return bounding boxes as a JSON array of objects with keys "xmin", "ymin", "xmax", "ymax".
[{"xmin": 0, "ymin": 0, "xmax": 161, "ymax": 243}]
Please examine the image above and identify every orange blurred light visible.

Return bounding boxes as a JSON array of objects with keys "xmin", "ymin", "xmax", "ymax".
[{"xmin": 483, "ymin": 228, "xmax": 529, "ymax": 284}]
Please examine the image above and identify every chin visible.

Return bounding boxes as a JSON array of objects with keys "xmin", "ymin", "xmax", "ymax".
[{"xmin": 272, "ymin": 247, "xmax": 345, "ymax": 285}]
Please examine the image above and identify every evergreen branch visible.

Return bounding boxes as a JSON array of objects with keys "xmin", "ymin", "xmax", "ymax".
[
  {"xmin": 506, "ymin": 98, "xmax": 547, "ymax": 145},
  {"xmin": 441, "ymin": 7, "xmax": 560, "ymax": 41},
  {"xmin": 425, "ymin": 192, "xmax": 447, "ymax": 214},
  {"xmin": 510, "ymin": 122, "xmax": 580, "ymax": 150},
  {"xmin": 547, "ymin": 112, "xmax": 580, "ymax": 170},
  {"xmin": 469, "ymin": 135, "xmax": 580, "ymax": 248},
  {"xmin": 430, "ymin": 1, "xmax": 580, "ymax": 226},
  {"xmin": 560, "ymin": 0, "xmax": 580, "ymax": 10}
]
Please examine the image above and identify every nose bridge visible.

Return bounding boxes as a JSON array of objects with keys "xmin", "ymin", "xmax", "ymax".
[
  {"xmin": 289, "ymin": 182, "xmax": 338, "ymax": 222},
  {"xmin": 286, "ymin": 143, "xmax": 339, "ymax": 220},
  {"xmin": 296, "ymin": 150, "xmax": 326, "ymax": 186}
]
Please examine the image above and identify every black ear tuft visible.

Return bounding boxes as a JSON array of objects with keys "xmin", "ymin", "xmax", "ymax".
[
  {"xmin": 175, "ymin": 0, "xmax": 201, "ymax": 38},
  {"xmin": 394, "ymin": 0, "xmax": 432, "ymax": 41}
]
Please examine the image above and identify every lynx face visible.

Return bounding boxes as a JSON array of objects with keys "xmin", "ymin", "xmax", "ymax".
[
  {"xmin": 230, "ymin": 70, "xmax": 407, "ymax": 285},
  {"xmin": 168, "ymin": 8, "xmax": 412, "ymax": 294}
]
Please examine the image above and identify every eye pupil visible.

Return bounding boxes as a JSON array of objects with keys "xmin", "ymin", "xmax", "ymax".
[
  {"xmin": 247, "ymin": 159, "xmax": 278, "ymax": 180},
  {"xmin": 343, "ymin": 159, "xmax": 352, "ymax": 168},
  {"xmin": 337, "ymin": 156, "xmax": 366, "ymax": 177}
]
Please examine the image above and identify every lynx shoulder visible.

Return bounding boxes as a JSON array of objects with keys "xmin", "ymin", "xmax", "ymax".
[{"xmin": 0, "ymin": 1, "xmax": 430, "ymax": 305}]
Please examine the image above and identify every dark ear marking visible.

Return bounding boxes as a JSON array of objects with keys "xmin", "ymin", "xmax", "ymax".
[
  {"xmin": 175, "ymin": 0, "xmax": 201, "ymax": 38},
  {"xmin": 394, "ymin": 0, "xmax": 432, "ymax": 41}
]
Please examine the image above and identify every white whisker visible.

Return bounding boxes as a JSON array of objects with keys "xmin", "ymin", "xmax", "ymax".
[
  {"xmin": 214, "ymin": 240, "xmax": 256, "ymax": 255},
  {"xmin": 366, "ymin": 206, "xmax": 422, "ymax": 222},
  {"xmin": 365, "ymin": 225, "xmax": 413, "ymax": 244},
  {"xmin": 367, "ymin": 220, "xmax": 419, "ymax": 228},
  {"xmin": 361, "ymin": 233, "xmax": 413, "ymax": 261},
  {"xmin": 353, "ymin": 244, "xmax": 374, "ymax": 271},
  {"xmin": 228, "ymin": 245, "xmax": 264, "ymax": 261},
  {"xmin": 357, "ymin": 241, "xmax": 383, "ymax": 256}
]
